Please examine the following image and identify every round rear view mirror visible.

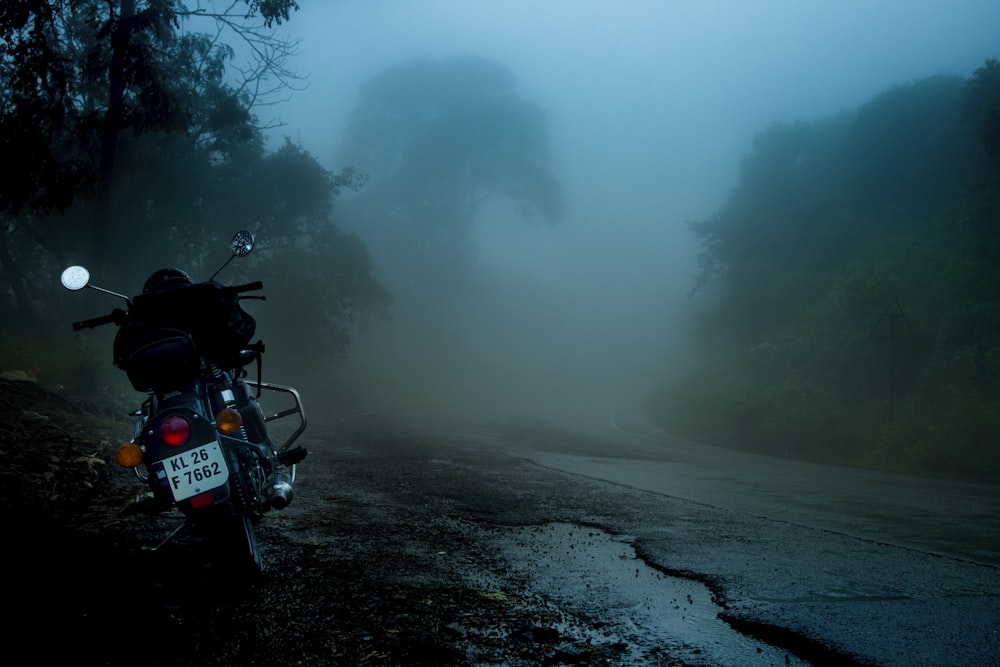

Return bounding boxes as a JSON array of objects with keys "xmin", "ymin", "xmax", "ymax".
[
  {"xmin": 60, "ymin": 266, "xmax": 91, "ymax": 291},
  {"xmin": 231, "ymin": 230, "xmax": 255, "ymax": 257}
]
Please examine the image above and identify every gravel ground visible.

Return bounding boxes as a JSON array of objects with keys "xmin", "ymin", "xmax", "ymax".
[{"xmin": 0, "ymin": 380, "xmax": 668, "ymax": 666}]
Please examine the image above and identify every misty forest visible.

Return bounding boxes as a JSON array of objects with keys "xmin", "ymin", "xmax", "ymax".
[
  {"xmin": 648, "ymin": 67, "xmax": 1000, "ymax": 483},
  {"xmin": 2, "ymin": 2, "xmax": 999, "ymax": 485}
]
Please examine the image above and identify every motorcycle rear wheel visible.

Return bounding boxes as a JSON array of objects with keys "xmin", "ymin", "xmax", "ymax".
[{"xmin": 196, "ymin": 505, "xmax": 264, "ymax": 576}]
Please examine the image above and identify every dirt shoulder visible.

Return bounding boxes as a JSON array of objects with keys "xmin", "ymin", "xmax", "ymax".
[
  {"xmin": 0, "ymin": 380, "xmax": 633, "ymax": 667},
  {"xmin": 0, "ymin": 378, "xmax": 131, "ymax": 523}
]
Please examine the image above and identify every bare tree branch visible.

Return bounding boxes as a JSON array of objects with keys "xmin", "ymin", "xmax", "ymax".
[{"xmin": 178, "ymin": 1, "xmax": 306, "ymax": 128}]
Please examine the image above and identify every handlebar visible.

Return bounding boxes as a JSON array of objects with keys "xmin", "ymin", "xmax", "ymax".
[
  {"xmin": 72, "ymin": 308, "xmax": 127, "ymax": 331},
  {"xmin": 228, "ymin": 280, "xmax": 263, "ymax": 294},
  {"xmin": 71, "ymin": 280, "xmax": 263, "ymax": 332}
]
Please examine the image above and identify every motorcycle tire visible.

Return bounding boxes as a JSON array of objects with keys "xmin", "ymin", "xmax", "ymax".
[{"xmin": 197, "ymin": 504, "xmax": 264, "ymax": 576}]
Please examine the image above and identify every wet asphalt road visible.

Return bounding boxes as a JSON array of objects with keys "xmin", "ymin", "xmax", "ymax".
[{"xmin": 312, "ymin": 409, "xmax": 1000, "ymax": 666}]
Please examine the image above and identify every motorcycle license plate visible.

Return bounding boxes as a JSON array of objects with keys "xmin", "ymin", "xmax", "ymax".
[{"xmin": 159, "ymin": 442, "xmax": 230, "ymax": 501}]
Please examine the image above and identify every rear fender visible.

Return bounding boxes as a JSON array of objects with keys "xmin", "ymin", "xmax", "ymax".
[{"xmin": 142, "ymin": 406, "xmax": 230, "ymax": 506}]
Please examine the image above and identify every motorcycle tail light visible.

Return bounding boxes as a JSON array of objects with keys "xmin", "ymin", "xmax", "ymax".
[
  {"xmin": 189, "ymin": 492, "xmax": 214, "ymax": 509},
  {"xmin": 215, "ymin": 408, "xmax": 242, "ymax": 435},
  {"xmin": 116, "ymin": 441, "xmax": 144, "ymax": 468},
  {"xmin": 159, "ymin": 415, "xmax": 191, "ymax": 446}
]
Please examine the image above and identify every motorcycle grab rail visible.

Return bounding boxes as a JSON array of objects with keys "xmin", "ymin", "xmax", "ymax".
[{"xmin": 245, "ymin": 380, "xmax": 307, "ymax": 451}]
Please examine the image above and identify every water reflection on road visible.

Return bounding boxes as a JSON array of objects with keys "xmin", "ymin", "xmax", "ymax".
[
  {"xmin": 354, "ymin": 410, "xmax": 1000, "ymax": 666},
  {"xmin": 465, "ymin": 411, "xmax": 1000, "ymax": 666},
  {"xmin": 490, "ymin": 522, "xmax": 810, "ymax": 666}
]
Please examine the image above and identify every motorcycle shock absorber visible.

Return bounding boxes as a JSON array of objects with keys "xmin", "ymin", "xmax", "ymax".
[
  {"xmin": 210, "ymin": 366, "xmax": 288, "ymax": 510},
  {"xmin": 212, "ymin": 373, "xmax": 271, "ymax": 512},
  {"xmin": 207, "ymin": 365, "xmax": 249, "ymax": 439}
]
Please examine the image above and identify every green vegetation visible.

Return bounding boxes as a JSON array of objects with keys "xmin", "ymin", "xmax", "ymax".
[
  {"xmin": 0, "ymin": 2, "xmax": 390, "ymax": 394},
  {"xmin": 0, "ymin": 333, "xmax": 108, "ymax": 393},
  {"xmin": 648, "ymin": 61, "xmax": 1000, "ymax": 484}
]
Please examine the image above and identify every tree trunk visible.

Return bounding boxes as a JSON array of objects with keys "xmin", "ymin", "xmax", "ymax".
[
  {"xmin": 0, "ymin": 227, "xmax": 38, "ymax": 335},
  {"xmin": 90, "ymin": 0, "xmax": 136, "ymax": 274}
]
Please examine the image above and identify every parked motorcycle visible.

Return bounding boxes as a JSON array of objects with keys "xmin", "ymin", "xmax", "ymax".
[{"xmin": 61, "ymin": 231, "xmax": 306, "ymax": 574}]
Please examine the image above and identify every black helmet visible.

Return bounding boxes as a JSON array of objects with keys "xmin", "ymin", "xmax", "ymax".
[{"xmin": 143, "ymin": 267, "xmax": 192, "ymax": 294}]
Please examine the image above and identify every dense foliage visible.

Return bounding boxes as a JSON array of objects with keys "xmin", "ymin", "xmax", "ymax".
[
  {"xmin": 0, "ymin": 1, "xmax": 391, "ymax": 393},
  {"xmin": 649, "ymin": 61, "xmax": 1000, "ymax": 483}
]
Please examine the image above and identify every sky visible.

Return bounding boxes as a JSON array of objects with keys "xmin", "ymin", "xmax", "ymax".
[
  {"xmin": 252, "ymin": 1, "xmax": 1000, "ymax": 419},
  {"xmin": 264, "ymin": 1, "xmax": 1000, "ymax": 219}
]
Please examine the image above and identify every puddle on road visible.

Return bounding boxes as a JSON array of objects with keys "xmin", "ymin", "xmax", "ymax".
[{"xmin": 490, "ymin": 523, "xmax": 810, "ymax": 666}]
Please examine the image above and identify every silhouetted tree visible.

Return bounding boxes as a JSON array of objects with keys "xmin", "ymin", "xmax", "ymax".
[
  {"xmin": 690, "ymin": 114, "xmax": 854, "ymax": 342},
  {"xmin": 962, "ymin": 58, "xmax": 1000, "ymax": 265},
  {"xmin": 672, "ymin": 67, "xmax": 1000, "ymax": 481},
  {"xmin": 0, "ymin": 0, "xmax": 302, "ymax": 320},
  {"xmin": 219, "ymin": 139, "xmax": 393, "ymax": 385},
  {"xmin": 965, "ymin": 58, "xmax": 1000, "ymax": 157},
  {"xmin": 336, "ymin": 56, "xmax": 565, "ymax": 293}
]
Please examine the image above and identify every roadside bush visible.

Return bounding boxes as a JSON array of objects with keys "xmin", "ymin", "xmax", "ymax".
[
  {"xmin": 646, "ymin": 374, "xmax": 999, "ymax": 484},
  {"xmin": 0, "ymin": 332, "xmax": 126, "ymax": 397}
]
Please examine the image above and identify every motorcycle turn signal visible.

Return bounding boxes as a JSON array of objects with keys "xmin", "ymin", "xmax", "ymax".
[
  {"xmin": 215, "ymin": 408, "xmax": 243, "ymax": 434},
  {"xmin": 116, "ymin": 441, "xmax": 144, "ymax": 468}
]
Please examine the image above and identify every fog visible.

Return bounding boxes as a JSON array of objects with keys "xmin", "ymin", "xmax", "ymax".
[{"xmin": 261, "ymin": 1, "xmax": 1000, "ymax": 422}]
